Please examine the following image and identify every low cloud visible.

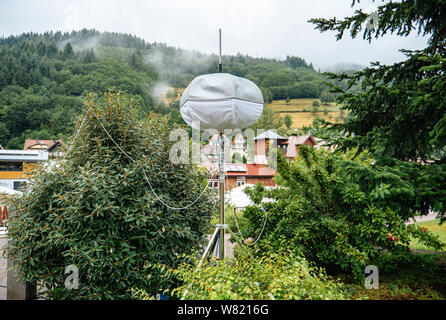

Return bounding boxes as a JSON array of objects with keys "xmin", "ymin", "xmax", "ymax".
[
  {"xmin": 0, "ymin": 0, "xmax": 428, "ymax": 70},
  {"xmin": 151, "ymin": 81, "xmax": 169, "ymax": 103}
]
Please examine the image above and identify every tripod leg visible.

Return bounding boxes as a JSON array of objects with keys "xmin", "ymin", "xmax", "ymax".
[
  {"xmin": 181, "ymin": 227, "xmax": 220, "ymax": 300},
  {"xmin": 198, "ymin": 227, "xmax": 220, "ymax": 268}
]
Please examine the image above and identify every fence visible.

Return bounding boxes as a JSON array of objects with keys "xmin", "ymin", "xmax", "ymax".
[
  {"xmin": 0, "ymin": 205, "xmax": 8, "ymax": 225},
  {"xmin": 0, "ymin": 205, "xmax": 8, "ymax": 234},
  {"xmin": 0, "ymin": 205, "xmax": 37, "ymax": 300}
]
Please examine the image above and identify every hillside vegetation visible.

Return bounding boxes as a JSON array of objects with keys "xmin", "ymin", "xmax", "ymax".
[{"xmin": 0, "ymin": 29, "xmax": 359, "ymax": 148}]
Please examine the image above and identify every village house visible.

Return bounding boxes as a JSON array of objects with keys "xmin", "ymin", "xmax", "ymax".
[
  {"xmin": 280, "ymin": 134, "xmax": 317, "ymax": 160},
  {"xmin": 253, "ymin": 130, "xmax": 288, "ymax": 164},
  {"xmin": 201, "ymin": 133, "xmax": 246, "ymax": 164},
  {"xmin": 0, "ymin": 139, "xmax": 62, "ymax": 191},
  {"xmin": 23, "ymin": 139, "xmax": 63, "ymax": 158},
  {"xmin": 203, "ymin": 162, "xmax": 276, "ymax": 191},
  {"xmin": 201, "ymin": 130, "xmax": 319, "ymax": 190},
  {"xmin": 0, "ymin": 149, "xmax": 48, "ymax": 190}
]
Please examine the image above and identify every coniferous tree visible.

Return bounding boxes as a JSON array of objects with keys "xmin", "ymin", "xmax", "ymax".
[
  {"xmin": 310, "ymin": 0, "xmax": 446, "ymax": 162},
  {"xmin": 63, "ymin": 42, "xmax": 74, "ymax": 59},
  {"xmin": 310, "ymin": 0, "xmax": 446, "ymax": 221}
]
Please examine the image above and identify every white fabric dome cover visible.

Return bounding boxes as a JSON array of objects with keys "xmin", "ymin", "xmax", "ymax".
[{"xmin": 180, "ymin": 73, "xmax": 264, "ymax": 131}]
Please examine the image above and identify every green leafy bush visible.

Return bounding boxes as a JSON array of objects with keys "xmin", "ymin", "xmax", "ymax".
[
  {"xmin": 375, "ymin": 250, "xmax": 440, "ymax": 274},
  {"xmin": 241, "ymin": 146, "xmax": 444, "ymax": 277},
  {"xmin": 135, "ymin": 248, "xmax": 346, "ymax": 300},
  {"xmin": 6, "ymin": 90, "xmax": 216, "ymax": 299}
]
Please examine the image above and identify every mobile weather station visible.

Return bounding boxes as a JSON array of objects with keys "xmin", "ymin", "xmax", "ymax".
[{"xmin": 179, "ymin": 29, "xmax": 264, "ymax": 268}]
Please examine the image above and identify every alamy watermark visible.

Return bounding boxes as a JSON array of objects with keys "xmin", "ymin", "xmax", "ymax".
[
  {"xmin": 168, "ymin": 121, "xmax": 279, "ymax": 168},
  {"xmin": 365, "ymin": 10, "xmax": 379, "ymax": 31},
  {"xmin": 64, "ymin": 264, "xmax": 79, "ymax": 290},
  {"xmin": 364, "ymin": 265, "xmax": 379, "ymax": 289}
]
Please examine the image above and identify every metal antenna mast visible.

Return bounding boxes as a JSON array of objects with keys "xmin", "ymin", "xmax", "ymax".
[
  {"xmin": 218, "ymin": 28, "xmax": 222, "ymax": 73},
  {"xmin": 194, "ymin": 29, "xmax": 226, "ymax": 266},
  {"xmin": 181, "ymin": 29, "xmax": 266, "ymax": 299},
  {"xmin": 217, "ymin": 28, "xmax": 225, "ymax": 261}
]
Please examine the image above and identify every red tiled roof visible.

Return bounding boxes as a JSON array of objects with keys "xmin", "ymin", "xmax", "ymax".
[
  {"xmin": 23, "ymin": 139, "xmax": 58, "ymax": 150},
  {"xmin": 226, "ymin": 164, "xmax": 276, "ymax": 177},
  {"xmin": 200, "ymin": 163, "xmax": 276, "ymax": 177}
]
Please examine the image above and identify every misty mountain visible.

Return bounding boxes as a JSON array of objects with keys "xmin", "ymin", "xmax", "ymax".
[
  {"xmin": 322, "ymin": 63, "xmax": 365, "ymax": 73},
  {"xmin": 0, "ymin": 29, "xmax": 330, "ymax": 148}
]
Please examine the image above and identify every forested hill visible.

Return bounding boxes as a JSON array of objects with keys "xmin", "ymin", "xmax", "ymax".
[{"xmin": 0, "ymin": 29, "xmax": 344, "ymax": 149}]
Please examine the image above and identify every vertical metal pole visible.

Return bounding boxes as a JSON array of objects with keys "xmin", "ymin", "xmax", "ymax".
[
  {"xmin": 218, "ymin": 133, "xmax": 225, "ymax": 260},
  {"xmin": 218, "ymin": 28, "xmax": 222, "ymax": 73},
  {"xmin": 218, "ymin": 28, "xmax": 224, "ymax": 260},
  {"xmin": 233, "ymin": 207, "xmax": 237, "ymax": 231}
]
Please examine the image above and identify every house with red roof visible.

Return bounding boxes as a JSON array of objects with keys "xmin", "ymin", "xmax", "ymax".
[
  {"xmin": 23, "ymin": 139, "xmax": 61, "ymax": 152},
  {"xmin": 201, "ymin": 130, "xmax": 318, "ymax": 190},
  {"xmin": 201, "ymin": 162, "xmax": 276, "ymax": 191},
  {"xmin": 280, "ymin": 134, "xmax": 317, "ymax": 160}
]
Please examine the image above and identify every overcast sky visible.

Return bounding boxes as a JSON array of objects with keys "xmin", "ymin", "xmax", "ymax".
[{"xmin": 0, "ymin": 0, "xmax": 428, "ymax": 69}]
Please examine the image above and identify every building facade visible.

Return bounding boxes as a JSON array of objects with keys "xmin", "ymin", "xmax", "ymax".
[
  {"xmin": 201, "ymin": 130, "xmax": 318, "ymax": 190},
  {"xmin": 0, "ymin": 150, "xmax": 48, "ymax": 190}
]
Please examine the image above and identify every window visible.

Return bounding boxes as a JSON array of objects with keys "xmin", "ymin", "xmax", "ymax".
[
  {"xmin": 208, "ymin": 180, "xmax": 219, "ymax": 188},
  {"xmin": 237, "ymin": 177, "xmax": 246, "ymax": 187},
  {"xmin": 0, "ymin": 162, "xmax": 23, "ymax": 171},
  {"xmin": 13, "ymin": 181, "xmax": 27, "ymax": 191},
  {"xmin": 13, "ymin": 181, "xmax": 21, "ymax": 190}
]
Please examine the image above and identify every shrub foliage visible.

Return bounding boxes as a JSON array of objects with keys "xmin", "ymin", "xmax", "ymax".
[
  {"xmin": 6, "ymin": 90, "xmax": 215, "ymax": 299},
  {"xmin": 135, "ymin": 248, "xmax": 346, "ymax": 300},
  {"xmin": 241, "ymin": 147, "xmax": 444, "ymax": 277}
]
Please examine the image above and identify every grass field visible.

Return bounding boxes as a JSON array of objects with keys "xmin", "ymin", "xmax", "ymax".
[
  {"xmin": 340, "ymin": 218, "xmax": 446, "ymax": 300},
  {"xmin": 410, "ymin": 219, "xmax": 446, "ymax": 251},
  {"xmin": 160, "ymin": 87, "xmax": 185, "ymax": 105},
  {"xmin": 268, "ymin": 98, "xmax": 345, "ymax": 128},
  {"xmin": 341, "ymin": 257, "xmax": 446, "ymax": 300}
]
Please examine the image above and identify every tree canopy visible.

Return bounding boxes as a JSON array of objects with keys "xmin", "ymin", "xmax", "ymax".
[
  {"xmin": 0, "ymin": 29, "xmax": 345, "ymax": 149},
  {"xmin": 6, "ymin": 90, "xmax": 216, "ymax": 299},
  {"xmin": 241, "ymin": 147, "xmax": 444, "ymax": 277},
  {"xmin": 310, "ymin": 0, "xmax": 446, "ymax": 162}
]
